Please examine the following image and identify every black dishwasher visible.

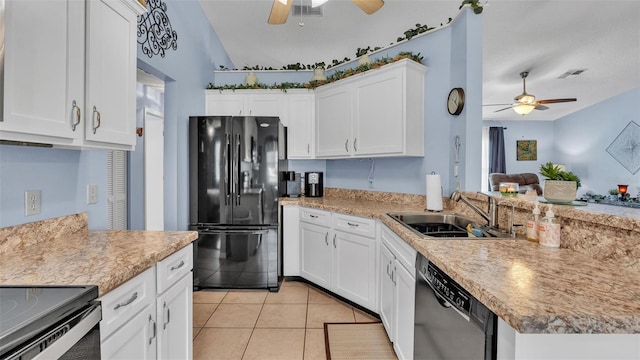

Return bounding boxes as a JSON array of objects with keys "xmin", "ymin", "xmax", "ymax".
[{"xmin": 414, "ymin": 254, "xmax": 497, "ymax": 360}]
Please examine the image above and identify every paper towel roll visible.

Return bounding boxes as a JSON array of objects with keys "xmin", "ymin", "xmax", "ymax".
[{"xmin": 426, "ymin": 174, "xmax": 443, "ymax": 211}]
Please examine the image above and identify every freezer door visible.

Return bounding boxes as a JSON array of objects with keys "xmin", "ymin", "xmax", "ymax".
[
  {"xmin": 189, "ymin": 116, "xmax": 233, "ymax": 224},
  {"xmin": 193, "ymin": 227, "xmax": 279, "ymax": 289},
  {"xmin": 231, "ymin": 117, "xmax": 281, "ymax": 225}
]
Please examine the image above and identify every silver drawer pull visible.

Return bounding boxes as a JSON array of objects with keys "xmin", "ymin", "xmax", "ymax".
[
  {"xmin": 309, "ymin": 214, "xmax": 318, "ymax": 218},
  {"xmin": 149, "ymin": 315, "xmax": 156, "ymax": 345},
  {"xmin": 114, "ymin": 292, "xmax": 138, "ymax": 310},
  {"xmin": 347, "ymin": 222, "xmax": 359, "ymax": 227},
  {"xmin": 170, "ymin": 260, "xmax": 185, "ymax": 271}
]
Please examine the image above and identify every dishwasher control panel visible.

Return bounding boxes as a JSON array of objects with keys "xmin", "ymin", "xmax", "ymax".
[{"xmin": 419, "ymin": 257, "xmax": 471, "ymax": 317}]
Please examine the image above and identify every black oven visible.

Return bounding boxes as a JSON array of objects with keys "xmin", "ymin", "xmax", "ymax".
[{"xmin": 0, "ymin": 286, "xmax": 101, "ymax": 360}]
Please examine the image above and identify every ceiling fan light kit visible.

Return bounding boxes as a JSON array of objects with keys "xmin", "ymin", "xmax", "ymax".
[
  {"xmin": 311, "ymin": 0, "xmax": 329, "ymax": 8},
  {"xmin": 513, "ymin": 103, "xmax": 536, "ymax": 115}
]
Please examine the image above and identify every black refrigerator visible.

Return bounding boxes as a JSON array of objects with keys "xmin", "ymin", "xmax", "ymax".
[{"xmin": 189, "ymin": 116, "xmax": 285, "ymax": 291}]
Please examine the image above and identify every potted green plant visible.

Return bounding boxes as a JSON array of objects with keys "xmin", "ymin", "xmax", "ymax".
[{"xmin": 539, "ymin": 162, "xmax": 581, "ymax": 203}]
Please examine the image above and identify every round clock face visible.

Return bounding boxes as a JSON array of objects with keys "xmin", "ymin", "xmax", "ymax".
[{"xmin": 447, "ymin": 88, "xmax": 465, "ymax": 115}]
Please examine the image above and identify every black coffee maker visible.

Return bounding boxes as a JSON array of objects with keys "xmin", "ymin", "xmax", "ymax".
[
  {"xmin": 279, "ymin": 171, "xmax": 301, "ymax": 197},
  {"xmin": 304, "ymin": 172, "xmax": 324, "ymax": 197}
]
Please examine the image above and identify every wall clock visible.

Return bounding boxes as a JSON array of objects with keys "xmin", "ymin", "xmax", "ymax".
[{"xmin": 447, "ymin": 87, "xmax": 465, "ymax": 115}]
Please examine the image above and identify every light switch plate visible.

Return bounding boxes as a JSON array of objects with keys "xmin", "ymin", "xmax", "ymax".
[
  {"xmin": 25, "ymin": 190, "xmax": 41, "ymax": 216},
  {"xmin": 87, "ymin": 184, "xmax": 98, "ymax": 204}
]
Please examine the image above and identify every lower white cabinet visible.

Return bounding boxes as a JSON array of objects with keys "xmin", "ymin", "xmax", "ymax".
[
  {"xmin": 299, "ymin": 208, "xmax": 377, "ymax": 311},
  {"xmin": 379, "ymin": 225, "xmax": 416, "ymax": 360},
  {"xmin": 101, "ymin": 304, "xmax": 157, "ymax": 360},
  {"xmin": 100, "ymin": 244, "xmax": 193, "ymax": 360}
]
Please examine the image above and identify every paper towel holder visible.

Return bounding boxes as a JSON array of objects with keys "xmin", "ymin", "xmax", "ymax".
[{"xmin": 425, "ymin": 171, "xmax": 444, "ymax": 212}]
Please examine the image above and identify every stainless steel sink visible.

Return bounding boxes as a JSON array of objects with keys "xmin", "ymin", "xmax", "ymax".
[{"xmin": 387, "ymin": 212, "xmax": 512, "ymax": 238}]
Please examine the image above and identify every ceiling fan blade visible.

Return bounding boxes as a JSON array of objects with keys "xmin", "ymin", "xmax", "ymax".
[
  {"xmin": 352, "ymin": 0, "xmax": 384, "ymax": 15},
  {"xmin": 535, "ymin": 104, "xmax": 549, "ymax": 111},
  {"xmin": 483, "ymin": 103, "xmax": 512, "ymax": 107},
  {"xmin": 537, "ymin": 98, "xmax": 577, "ymax": 104},
  {"xmin": 268, "ymin": 0, "xmax": 293, "ymax": 25},
  {"xmin": 493, "ymin": 106, "xmax": 513, "ymax": 113}
]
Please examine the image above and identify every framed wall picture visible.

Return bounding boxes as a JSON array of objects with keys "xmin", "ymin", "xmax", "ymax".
[{"xmin": 516, "ymin": 140, "xmax": 537, "ymax": 161}]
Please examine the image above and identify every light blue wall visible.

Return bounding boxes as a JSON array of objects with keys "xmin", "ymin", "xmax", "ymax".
[
  {"xmin": 483, "ymin": 120, "xmax": 556, "ymax": 174},
  {"xmin": 554, "ymin": 87, "xmax": 640, "ymax": 197},
  {"xmin": 323, "ymin": 8, "xmax": 482, "ymax": 196},
  {"xmin": 135, "ymin": 0, "xmax": 233, "ymax": 230}
]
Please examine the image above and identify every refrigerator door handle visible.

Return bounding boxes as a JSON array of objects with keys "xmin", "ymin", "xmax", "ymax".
[
  {"xmin": 225, "ymin": 134, "xmax": 231, "ymax": 206},
  {"xmin": 236, "ymin": 134, "xmax": 242, "ymax": 206}
]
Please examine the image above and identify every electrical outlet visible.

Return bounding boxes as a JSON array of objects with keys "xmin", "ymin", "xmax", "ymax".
[
  {"xmin": 25, "ymin": 190, "xmax": 41, "ymax": 216},
  {"xmin": 87, "ymin": 184, "xmax": 98, "ymax": 204}
]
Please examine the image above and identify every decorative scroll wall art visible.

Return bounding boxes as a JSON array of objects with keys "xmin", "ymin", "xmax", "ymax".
[
  {"xmin": 606, "ymin": 121, "xmax": 640, "ymax": 174},
  {"xmin": 137, "ymin": 0, "xmax": 178, "ymax": 58},
  {"xmin": 516, "ymin": 140, "xmax": 537, "ymax": 161}
]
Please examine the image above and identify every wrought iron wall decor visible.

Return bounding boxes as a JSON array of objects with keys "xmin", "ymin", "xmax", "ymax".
[
  {"xmin": 606, "ymin": 121, "xmax": 640, "ymax": 174},
  {"xmin": 137, "ymin": 0, "xmax": 178, "ymax": 58}
]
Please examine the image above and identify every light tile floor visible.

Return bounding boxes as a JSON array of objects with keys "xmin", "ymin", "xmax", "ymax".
[{"xmin": 193, "ymin": 279, "xmax": 383, "ymax": 360}]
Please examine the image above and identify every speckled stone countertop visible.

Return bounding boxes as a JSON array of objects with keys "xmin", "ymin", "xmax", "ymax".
[
  {"xmin": 0, "ymin": 213, "xmax": 197, "ymax": 297},
  {"xmin": 281, "ymin": 189, "xmax": 640, "ymax": 334}
]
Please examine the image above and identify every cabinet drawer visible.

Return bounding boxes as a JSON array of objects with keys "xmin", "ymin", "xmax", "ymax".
[
  {"xmin": 157, "ymin": 243, "xmax": 193, "ymax": 295},
  {"xmin": 100, "ymin": 266, "xmax": 155, "ymax": 340},
  {"xmin": 300, "ymin": 207, "xmax": 331, "ymax": 227},
  {"xmin": 333, "ymin": 213, "xmax": 377, "ymax": 239},
  {"xmin": 381, "ymin": 225, "xmax": 416, "ymax": 271}
]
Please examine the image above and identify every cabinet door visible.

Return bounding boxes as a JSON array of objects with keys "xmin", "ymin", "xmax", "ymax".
[
  {"xmin": 379, "ymin": 244, "xmax": 396, "ymax": 341},
  {"xmin": 205, "ymin": 93, "xmax": 245, "ymax": 116},
  {"xmin": 246, "ymin": 93, "xmax": 285, "ymax": 118},
  {"xmin": 287, "ymin": 93, "xmax": 314, "ymax": 158},
  {"xmin": 332, "ymin": 231, "xmax": 377, "ymax": 311},
  {"xmin": 2, "ymin": 0, "xmax": 84, "ymax": 142},
  {"xmin": 85, "ymin": 0, "xmax": 136, "ymax": 147},
  {"xmin": 300, "ymin": 222, "xmax": 332, "ymax": 288},
  {"xmin": 315, "ymin": 85, "xmax": 352, "ymax": 158},
  {"xmin": 394, "ymin": 262, "xmax": 415, "ymax": 360},
  {"xmin": 353, "ymin": 68, "xmax": 404, "ymax": 156},
  {"xmin": 157, "ymin": 274, "xmax": 193, "ymax": 360},
  {"xmin": 101, "ymin": 305, "xmax": 157, "ymax": 360}
]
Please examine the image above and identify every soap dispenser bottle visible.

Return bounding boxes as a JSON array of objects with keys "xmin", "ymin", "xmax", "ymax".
[
  {"xmin": 538, "ymin": 205, "xmax": 561, "ymax": 247},
  {"xmin": 526, "ymin": 201, "xmax": 541, "ymax": 242}
]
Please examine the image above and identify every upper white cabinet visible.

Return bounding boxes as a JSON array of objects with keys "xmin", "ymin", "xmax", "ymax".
[
  {"xmin": 205, "ymin": 90, "xmax": 286, "ymax": 121},
  {"xmin": 0, "ymin": 0, "xmax": 144, "ymax": 150},
  {"xmin": 285, "ymin": 90, "xmax": 315, "ymax": 159},
  {"xmin": 315, "ymin": 59, "xmax": 427, "ymax": 158}
]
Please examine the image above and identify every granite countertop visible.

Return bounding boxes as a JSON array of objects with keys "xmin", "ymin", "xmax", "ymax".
[
  {"xmin": 0, "ymin": 214, "xmax": 197, "ymax": 297},
  {"xmin": 280, "ymin": 195, "xmax": 640, "ymax": 334}
]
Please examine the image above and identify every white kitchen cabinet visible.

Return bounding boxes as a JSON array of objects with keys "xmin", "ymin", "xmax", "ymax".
[
  {"xmin": 102, "ymin": 304, "xmax": 157, "ymax": 360},
  {"xmin": 204, "ymin": 90, "xmax": 286, "ymax": 122},
  {"xmin": 315, "ymin": 83, "xmax": 352, "ymax": 157},
  {"xmin": 282, "ymin": 205, "xmax": 301, "ymax": 276},
  {"xmin": 100, "ymin": 244, "xmax": 193, "ymax": 360},
  {"xmin": 84, "ymin": 0, "xmax": 140, "ymax": 148},
  {"xmin": 315, "ymin": 59, "xmax": 427, "ymax": 158},
  {"xmin": 379, "ymin": 225, "xmax": 416, "ymax": 360},
  {"xmin": 285, "ymin": 90, "xmax": 315, "ymax": 159},
  {"xmin": 300, "ymin": 215, "xmax": 332, "ymax": 289},
  {"xmin": 0, "ymin": 0, "xmax": 143, "ymax": 150},
  {"xmin": 299, "ymin": 208, "xmax": 378, "ymax": 311}
]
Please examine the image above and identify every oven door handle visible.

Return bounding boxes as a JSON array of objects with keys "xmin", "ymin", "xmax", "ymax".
[{"xmin": 418, "ymin": 270, "xmax": 471, "ymax": 321}]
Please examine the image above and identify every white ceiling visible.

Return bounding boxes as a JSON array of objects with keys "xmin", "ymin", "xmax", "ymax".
[{"xmin": 198, "ymin": 0, "xmax": 640, "ymax": 121}]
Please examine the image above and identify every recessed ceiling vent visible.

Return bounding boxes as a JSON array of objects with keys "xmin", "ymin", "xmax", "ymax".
[
  {"xmin": 292, "ymin": 4, "xmax": 323, "ymax": 17},
  {"xmin": 557, "ymin": 68, "xmax": 588, "ymax": 79}
]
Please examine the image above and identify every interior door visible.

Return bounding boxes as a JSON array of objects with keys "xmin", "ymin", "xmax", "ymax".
[{"xmin": 144, "ymin": 108, "xmax": 164, "ymax": 230}]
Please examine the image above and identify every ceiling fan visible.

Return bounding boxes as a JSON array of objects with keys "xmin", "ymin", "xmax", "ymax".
[
  {"xmin": 484, "ymin": 71, "xmax": 577, "ymax": 115},
  {"xmin": 268, "ymin": 0, "xmax": 384, "ymax": 25}
]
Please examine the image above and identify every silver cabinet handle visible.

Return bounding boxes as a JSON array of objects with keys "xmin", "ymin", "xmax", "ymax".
[
  {"xmin": 324, "ymin": 232, "xmax": 329, "ymax": 246},
  {"xmin": 386, "ymin": 263, "xmax": 390, "ymax": 276},
  {"xmin": 309, "ymin": 214, "xmax": 318, "ymax": 219},
  {"xmin": 149, "ymin": 315, "xmax": 156, "ymax": 345},
  {"xmin": 333, "ymin": 234, "xmax": 336, "ymax": 248},
  {"xmin": 170, "ymin": 260, "xmax": 185, "ymax": 271},
  {"xmin": 392, "ymin": 265, "xmax": 397, "ymax": 285},
  {"xmin": 71, "ymin": 100, "xmax": 81, "ymax": 131},
  {"xmin": 92, "ymin": 106, "xmax": 101, "ymax": 134},
  {"xmin": 354, "ymin": 138, "xmax": 358, "ymax": 152},
  {"xmin": 114, "ymin": 292, "xmax": 138, "ymax": 310},
  {"xmin": 307, "ymin": 144, "xmax": 310, "ymax": 154},
  {"xmin": 347, "ymin": 222, "xmax": 359, "ymax": 227},
  {"xmin": 345, "ymin": 139, "xmax": 349, "ymax": 152},
  {"xmin": 163, "ymin": 302, "xmax": 170, "ymax": 330}
]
